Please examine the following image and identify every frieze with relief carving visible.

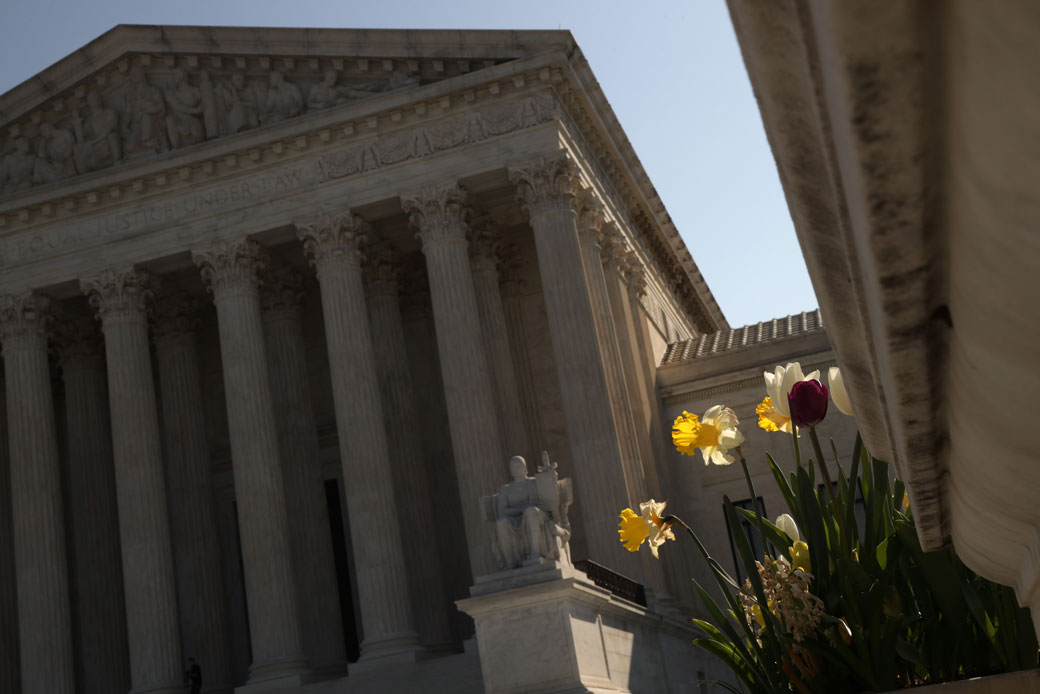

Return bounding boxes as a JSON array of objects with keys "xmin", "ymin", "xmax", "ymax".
[
  {"xmin": 0, "ymin": 55, "xmax": 428, "ymax": 196},
  {"xmin": 318, "ymin": 91, "xmax": 558, "ymax": 180}
]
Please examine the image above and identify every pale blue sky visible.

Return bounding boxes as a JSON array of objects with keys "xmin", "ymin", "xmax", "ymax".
[{"xmin": 0, "ymin": 0, "xmax": 817, "ymax": 329}]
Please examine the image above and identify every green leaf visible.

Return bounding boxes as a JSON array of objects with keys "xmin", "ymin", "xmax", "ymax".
[
  {"xmin": 734, "ymin": 507, "xmax": 793, "ymax": 553},
  {"xmin": 875, "ymin": 536, "xmax": 890, "ymax": 570},
  {"xmin": 962, "ymin": 580, "xmax": 1002, "ymax": 668},
  {"xmin": 693, "ymin": 639, "xmax": 756, "ymax": 691}
]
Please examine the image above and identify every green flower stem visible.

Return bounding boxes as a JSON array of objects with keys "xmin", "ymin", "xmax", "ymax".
[
  {"xmin": 808, "ymin": 424, "xmax": 846, "ymax": 542},
  {"xmin": 791, "ymin": 426, "xmax": 802, "ymax": 468},
  {"xmin": 736, "ymin": 446, "xmax": 770, "ymax": 554}
]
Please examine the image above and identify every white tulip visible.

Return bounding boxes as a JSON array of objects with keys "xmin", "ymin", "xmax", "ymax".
[
  {"xmin": 828, "ymin": 367, "xmax": 855, "ymax": 416},
  {"xmin": 763, "ymin": 362, "xmax": 820, "ymax": 418},
  {"xmin": 775, "ymin": 513, "xmax": 801, "ymax": 543}
]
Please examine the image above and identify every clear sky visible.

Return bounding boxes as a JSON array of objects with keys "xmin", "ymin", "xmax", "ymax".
[{"xmin": 0, "ymin": 0, "xmax": 818, "ymax": 329}]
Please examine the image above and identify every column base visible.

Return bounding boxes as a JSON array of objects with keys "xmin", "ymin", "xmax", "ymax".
[
  {"xmin": 130, "ymin": 682, "xmax": 190, "ymax": 694},
  {"xmin": 352, "ymin": 631, "xmax": 424, "ymax": 674},
  {"xmin": 307, "ymin": 659, "xmax": 349, "ymax": 681},
  {"xmin": 243, "ymin": 655, "xmax": 310, "ymax": 689}
]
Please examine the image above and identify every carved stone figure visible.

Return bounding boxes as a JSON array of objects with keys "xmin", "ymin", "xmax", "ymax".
[
  {"xmin": 122, "ymin": 66, "xmax": 167, "ymax": 155},
  {"xmin": 387, "ymin": 67, "xmax": 421, "ymax": 91},
  {"xmin": 73, "ymin": 91, "xmax": 122, "ymax": 172},
  {"xmin": 484, "ymin": 452, "xmax": 573, "ymax": 571},
  {"xmin": 261, "ymin": 71, "xmax": 302, "ymax": 124},
  {"xmin": 307, "ymin": 70, "xmax": 345, "ymax": 111},
  {"xmin": 216, "ymin": 72, "xmax": 260, "ymax": 135},
  {"xmin": 342, "ymin": 68, "xmax": 421, "ymax": 102},
  {"xmin": 163, "ymin": 69, "xmax": 205, "ymax": 149},
  {"xmin": 0, "ymin": 137, "xmax": 37, "ymax": 193},
  {"xmin": 33, "ymin": 123, "xmax": 77, "ymax": 183},
  {"xmin": 198, "ymin": 70, "xmax": 219, "ymax": 140}
]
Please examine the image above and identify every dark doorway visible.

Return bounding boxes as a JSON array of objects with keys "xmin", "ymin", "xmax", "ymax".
[{"xmin": 324, "ymin": 479, "xmax": 360, "ymax": 662}]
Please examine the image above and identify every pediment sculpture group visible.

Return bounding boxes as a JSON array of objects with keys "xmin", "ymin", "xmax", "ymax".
[{"xmin": 0, "ymin": 62, "xmax": 421, "ymax": 195}]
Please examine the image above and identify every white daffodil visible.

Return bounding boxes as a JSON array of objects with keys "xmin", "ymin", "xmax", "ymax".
[
  {"xmin": 672, "ymin": 406, "xmax": 745, "ymax": 466},
  {"xmin": 639, "ymin": 499, "xmax": 675, "ymax": 558},
  {"xmin": 757, "ymin": 362, "xmax": 820, "ymax": 434},
  {"xmin": 828, "ymin": 366, "xmax": 855, "ymax": 417},
  {"xmin": 775, "ymin": 513, "xmax": 801, "ymax": 543}
]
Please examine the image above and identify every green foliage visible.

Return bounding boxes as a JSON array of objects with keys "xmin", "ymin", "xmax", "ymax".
[{"xmin": 682, "ymin": 433, "xmax": 1038, "ymax": 693}]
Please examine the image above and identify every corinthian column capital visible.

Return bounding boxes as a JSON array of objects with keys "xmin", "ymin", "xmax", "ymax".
[
  {"xmin": 151, "ymin": 292, "xmax": 203, "ymax": 347},
  {"xmin": 619, "ymin": 249, "xmax": 648, "ymax": 297},
  {"xmin": 80, "ymin": 268, "xmax": 153, "ymax": 324},
  {"xmin": 0, "ymin": 291, "xmax": 53, "ymax": 347},
  {"xmin": 598, "ymin": 222, "xmax": 628, "ymax": 265},
  {"xmin": 363, "ymin": 244, "xmax": 401, "ymax": 298},
  {"xmin": 296, "ymin": 212, "xmax": 369, "ymax": 272},
  {"xmin": 508, "ymin": 154, "xmax": 582, "ymax": 215},
  {"xmin": 192, "ymin": 238, "xmax": 269, "ymax": 296},
  {"xmin": 402, "ymin": 184, "xmax": 469, "ymax": 247},
  {"xmin": 575, "ymin": 190, "xmax": 607, "ymax": 241}
]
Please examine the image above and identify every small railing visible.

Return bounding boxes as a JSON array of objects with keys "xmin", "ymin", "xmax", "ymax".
[{"xmin": 574, "ymin": 559, "xmax": 647, "ymax": 607}]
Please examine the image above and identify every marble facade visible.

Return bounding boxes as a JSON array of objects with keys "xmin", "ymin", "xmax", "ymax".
[{"xmin": 0, "ymin": 26, "xmax": 728, "ymax": 694}]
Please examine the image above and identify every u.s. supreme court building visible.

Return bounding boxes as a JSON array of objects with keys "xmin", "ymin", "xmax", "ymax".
[{"xmin": 0, "ymin": 26, "xmax": 831, "ymax": 694}]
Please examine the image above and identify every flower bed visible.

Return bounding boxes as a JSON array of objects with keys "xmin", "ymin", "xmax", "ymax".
[{"xmin": 618, "ymin": 363, "xmax": 1038, "ymax": 693}]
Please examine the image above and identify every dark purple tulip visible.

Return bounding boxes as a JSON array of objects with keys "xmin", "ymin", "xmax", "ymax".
[{"xmin": 788, "ymin": 379, "xmax": 829, "ymax": 428}]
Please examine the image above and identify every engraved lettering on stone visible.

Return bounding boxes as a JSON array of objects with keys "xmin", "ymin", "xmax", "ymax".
[
  {"xmin": 319, "ymin": 94, "xmax": 559, "ymax": 182},
  {"xmin": 5, "ymin": 163, "xmax": 316, "ymax": 262}
]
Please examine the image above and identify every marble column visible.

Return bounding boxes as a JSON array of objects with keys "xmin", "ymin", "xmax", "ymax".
[
  {"xmin": 364, "ymin": 247, "xmax": 454, "ymax": 651},
  {"xmin": 401, "ymin": 185, "xmax": 505, "ymax": 579},
  {"xmin": 499, "ymin": 269, "xmax": 548, "ymax": 461},
  {"xmin": 602, "ymin": 238, "xmax": 662, "ymax": 498},
  {"xmin": 399, "ymin": 274, "xmax": 472, "ymax": 632},
  {"xmin": 80, "ymin": 269, "xmax": 183, "ymax": 694},
  {"xmin": 259, "ymin": 266, "xmax": 347, "ymax": 674},
  {"xmin": 508, "ymin": 157, "xmax": 639, "ymax": 574},
  {"xmin": 55, "ymin": 313, "xmax": 130, "ymax": 694},
  {"xmin": 0, "ymin": 379, "xmax": 19, "ymax": 693},
  {"xmin": 0, "ymin": 292, "xmax": 74, "ymax": 694},
  {"xmin": 152, "ymin": 292, "xmax": 233, "ymax": 691},
  {"xmin": 191, "ymin": 239, "xmax": 307, "ymax": 682},
  {"xmin": 574, "ymin": 199, "xmax": 647, "ymax": 504},
  {"xmin": 468, "ymin": 220, "xmax": 530, "ymax": 461},
  {"xmin": 296, "ymin": 213, "xmax": 420, "ymax": 664}
]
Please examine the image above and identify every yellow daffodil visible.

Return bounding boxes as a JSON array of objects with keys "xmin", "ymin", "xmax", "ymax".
[
  {"xmin": 672, "ymin": 406, "xmax": 745, "ymax": 466},
  {"xmin": 758, "ymin": 363, "xmax": 820, "ymax": 434},
  {"xmin": 618, "ymin": 508, "xmax": 649, "ymax": 552},
  {"xmin": 790, "ymin": 540, "xmax": 811, "ymax": 574},
  {"xmin": 828, "ymin": 367, "xmax": 855, "ymax": 416},
  {"xmin": 617, "ymin": 499, "xmax": 675, "ymax": 558}
]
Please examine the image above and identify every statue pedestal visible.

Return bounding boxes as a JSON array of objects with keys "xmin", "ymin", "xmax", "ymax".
[{"xmin": 457, "ymin": 563, "xmax": 708, "ymax": 694}]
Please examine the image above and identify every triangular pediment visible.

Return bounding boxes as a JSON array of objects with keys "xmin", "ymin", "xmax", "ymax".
[{"xmin": 0, "ymin": 25, "xmax": 573, "ymax": 196}]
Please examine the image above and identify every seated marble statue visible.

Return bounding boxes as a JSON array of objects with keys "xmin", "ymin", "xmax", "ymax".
[{"xmin": 485, "ymin": 452, "xmax": 573, "ymax": 571}]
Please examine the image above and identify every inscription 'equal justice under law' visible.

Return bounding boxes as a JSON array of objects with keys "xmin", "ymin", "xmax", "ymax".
[{"xmin": 3, "ymin": 164, "xmax": 317, "ymax": 264}]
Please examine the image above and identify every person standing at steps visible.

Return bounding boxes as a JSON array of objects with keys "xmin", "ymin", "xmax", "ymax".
[{"xmin": 184, "ymin": 657, "xmax": 202, "ymax": 694}]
